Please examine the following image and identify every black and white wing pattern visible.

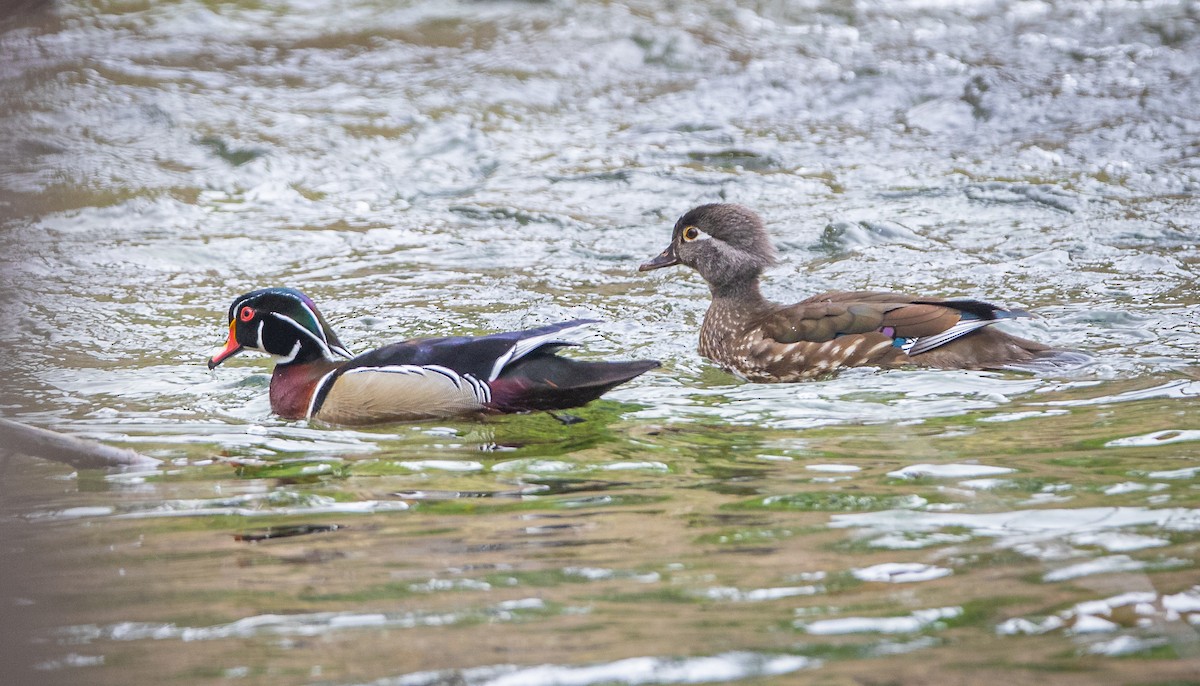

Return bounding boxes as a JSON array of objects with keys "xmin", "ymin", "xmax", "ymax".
[{"xmin": 307, "ymin": 320, "xmax": 599, "ymax": 424}]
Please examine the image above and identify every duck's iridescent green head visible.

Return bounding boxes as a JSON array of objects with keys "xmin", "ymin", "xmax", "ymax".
[{"xmin": 207, "ymin": 287, "xmax": 352, "ymax": 369}]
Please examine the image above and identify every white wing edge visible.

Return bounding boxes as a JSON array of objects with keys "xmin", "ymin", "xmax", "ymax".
[
  {"xmin": 487, "ymin": 321, "xmax": 595, "ymax": 381},
  {"xmin": 905, "ymin": 319, "xmax": 995, "ymax": 356}
]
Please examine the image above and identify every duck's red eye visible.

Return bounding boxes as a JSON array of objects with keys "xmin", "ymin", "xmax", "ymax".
[{"xmin": 238, "ymin": 306, "xmax": 256, "ymax": 322}]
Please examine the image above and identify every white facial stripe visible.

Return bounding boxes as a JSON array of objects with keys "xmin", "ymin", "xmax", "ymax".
[
  {"xmin": 270, "ymin": 312, "xmax": 335, "ymax": 359},
  {"xmin": 256, "ymin": 320, "xmax": 265, "ymax": 351},
  {"xmin": 276, "ymin": 340, "xmax": 303, "ymax": 364}
]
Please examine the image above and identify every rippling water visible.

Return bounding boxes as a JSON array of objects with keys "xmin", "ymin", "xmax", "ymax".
[{"xmin": 2, "ymin": 0, "xmax": 1198, "ymax": 684}]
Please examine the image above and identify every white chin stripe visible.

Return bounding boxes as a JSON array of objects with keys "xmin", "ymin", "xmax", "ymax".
[{"xmin": 275, "ymin": 340, "xmax": 303, "ymax": 364}]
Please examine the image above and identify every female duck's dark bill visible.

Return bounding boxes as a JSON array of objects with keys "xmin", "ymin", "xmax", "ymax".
[
  {"xmin": 639, "ymin": 246, "xmax": 679, "ymax": 271},
  {"xmin": 207, "ymin": 321, "xmax": 243, "ymax": 369}
]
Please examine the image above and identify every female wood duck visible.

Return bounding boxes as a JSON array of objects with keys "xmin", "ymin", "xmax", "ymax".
[
  {"xmin": 207, "ymin": 288, "xmax": 659, "ymax": 425},
  {"xmin": 639, "ymin": 203, "xmax": 1078, "ymax": 382}
]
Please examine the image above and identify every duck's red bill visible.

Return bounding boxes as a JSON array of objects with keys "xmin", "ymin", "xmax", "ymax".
[{"xmin": 207, "ymin": 321, "xmax": 243, "ymax": 369}]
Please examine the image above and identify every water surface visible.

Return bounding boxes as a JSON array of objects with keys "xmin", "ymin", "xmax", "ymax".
[{"xmin": 1, "ymin": 0, "xmax": 1198, "ymax": 684}]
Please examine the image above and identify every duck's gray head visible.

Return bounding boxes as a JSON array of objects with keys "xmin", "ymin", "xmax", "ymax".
[{"xmin": 639, "ymin": 203, "xmax": 778, "ymax": 292}]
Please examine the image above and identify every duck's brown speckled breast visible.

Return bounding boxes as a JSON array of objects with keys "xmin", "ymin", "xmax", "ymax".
[{"xmin": 698, "ymin": 301, "xmax": 771, "ymax": 379}]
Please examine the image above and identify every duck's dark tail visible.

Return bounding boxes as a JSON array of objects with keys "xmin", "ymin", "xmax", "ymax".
[
  {"xmin": 486, "ymin": 355, "xmax": 659, "ymax": 413},
  {"xmin": 914, "ymin": 325, "xmax": 1091, "ymax": 372}
]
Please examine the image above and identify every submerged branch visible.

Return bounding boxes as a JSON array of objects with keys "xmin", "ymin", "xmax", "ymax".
[{"xmin": 0, "ymin": 417, "xmax": 161, "ymax": 470}]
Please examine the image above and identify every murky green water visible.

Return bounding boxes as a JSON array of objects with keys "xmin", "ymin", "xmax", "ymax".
[{"xmin": 2, "ymin": 0, "xmax": 1199, "ymax": 683}]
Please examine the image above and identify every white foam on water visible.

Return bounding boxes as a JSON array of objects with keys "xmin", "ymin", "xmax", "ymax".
[
  {"xmin": 299, "ymin": 464, "xmax": 334, "ymax": 475},
  {"xmin": 797, "ymin": 606, "xmax": 961, "ymax": 635},
  {"xmin": 1105, "ymin": 429, "xmax": 1200, "ymax": 447},
  {"xmin": 397, "ymin": 460, "xmax": 484, "ymax": 472},
  {"xmin": 629, "ymin": 370, "xmax": 1047, "ymax": 430},
  {"xmin": 977, "ymin": 409, "xmax": 1069, "ymax": 422},
  {"xmin": 1146, "ymin": 465, "xmax": 1200, "ymax": 479},
  {"xmin": 33, "ymin": 506, "xmax": 116, "ymax": 520},
  {"xmin": 409, "ymin": 578, "xmax": 493, "ymax": 593},
  {"xmin": 31, "ymin": 493, "xmax": 408, "ymax": 520},
  {"xmin": 887, "ymin": 463, "xmax": 1016, "ymax": 479},
  {"xmin": 700, "ymin": 585, "xmax": 822, "ymax": 602},
  {"xmin": 852, "ymin": 563, "xmax": 952, "ymax": 583},
  {"xmin": 597, "ymin": 461, "xmax": 670, "ymax": 471},
  {"xmin": 868, "ymin": 636, "xmax": 941, "ymax": 656},
  {"xmin": 496, "ymin": 598, "xmax": 545, "ymax": 611},
  {"xmin": 763, "ymin": 494, "xmax": 928, "ymax": 509},
  {"xmin": 957, "ymin": 478, "xmax": 1012, "ymax": 490},
  {"xmin": 995, "ymin": 616, "xmax": 1065, "ymax": 636},
  {"xmin": 34, "ymin": 653, "xmax": 105, "ymax": 671},
  {"xmin": 1039, "ymin": 380, "xmax": 1200, "ymax": 407},
  {"xmin": 56, "ymin": 598, "xmax": 550, "ymax": 644},
  {"xmin": 1018, "ymin": 492, "xmax": 1073, "ymax": 505},
  {"xmin": 492, "ymin": 459, "xmax": 576, "ymax": 473},
  {"xmin": 563, "ymin": 567, "xmax": 615, "ymax": 581},
  {"xmin": 1103, "ymin": 482, "xmax": 1150, "ymax": 495},
  {"xmin": 367, "ymin": 651, "xmax": 816, "ymax": 686},
  {"xmin": 866, "ymin": 532, "xmax": 973, "ymax": 550},
  {"xmin": 1070, "ymin": 615, "xmax": 1119, "ymax": 634},
  {"xmin": 1067, "ymin": 531, "xmax": 1169, "ymax": 552},
  {"xmin": 805, "ymin": 464, "xmax": 861, "ymax": 473},
  {"xmin": 786, "ymin": 571, "xmax": 827, "ymax": 583},
  {"xmin": 831, "ymin": 507, "xmax": 1200, "ymax": 558},
  {"xmin": 561, "ymin": 568, "xmax": 661, "ymax": 584},
  {"xmin": 1162, "ymin": 587, "xmax": 1200, "ymax": 614},
  {"xmin": 1042, "ymin": 555, "xmax": 1147, "ymax": 582},
  {"xmin": 1085, "ymin": 635, "xmax": 1169, "ymax": 656},
  {"xmin": 997, "ymin": 586, "xmax": 1200, "ymax": 637}
]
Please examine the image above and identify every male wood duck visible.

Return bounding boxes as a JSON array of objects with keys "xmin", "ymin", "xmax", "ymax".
[
  {"xmin": 207, "ymin": 288, "xmax": 659, "ymax": 425},
  {"xmin": 639, "ymin": 203, "xmax": 1079, "ymax": 382}
]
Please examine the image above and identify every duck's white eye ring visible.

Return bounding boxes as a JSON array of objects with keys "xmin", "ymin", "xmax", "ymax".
[{"xmin": 682, "ymin": 225, "xmax": 701, "ymax": 242}]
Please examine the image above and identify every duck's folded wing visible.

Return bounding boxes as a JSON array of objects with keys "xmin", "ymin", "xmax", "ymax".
[
  {"xmin": 341, "ymin": 319, "xmax": 599, "ymax": 381},
  {"xmin": 760, "ymin": 292, "xmax": 1028, "ymax": 355},
  {"xmin": 759, "ymin": 297, "xmax": 961, "ymax": 344},
  {"xmin": 308, "ymin": 319, "xmax": 640, "ymax": 423}
]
